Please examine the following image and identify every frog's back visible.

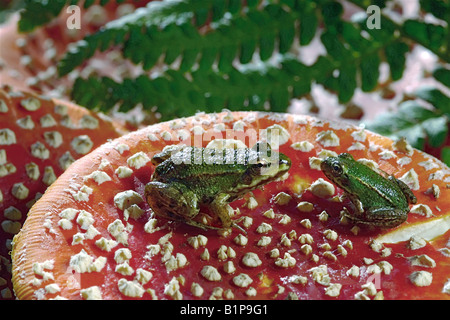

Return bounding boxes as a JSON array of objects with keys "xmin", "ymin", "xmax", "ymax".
[
  {"xmin": 154, "ymin": 147, "xmax": 250, "ymax": 177},
  {"xmin": 346, "ymin": 161, "xmax": 409, "ymax": 210},
  {"xmin": 152, "ymin": 147, "xmax": 250, "ymax": 200}
]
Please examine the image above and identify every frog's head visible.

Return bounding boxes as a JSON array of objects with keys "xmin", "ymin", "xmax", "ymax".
[
  {"xmin": 241, "ymin": 143, "xmax": 291, "ymax": 188},
  {"xmin": 320, "ymin": 153, "xmax": 353, "ymax": 190}
]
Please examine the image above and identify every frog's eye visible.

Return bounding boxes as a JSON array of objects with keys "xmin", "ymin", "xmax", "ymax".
[
  {"xmin": 253, "ymin": 161, "xmax": 266, "ymax": 171},
  {"xmin": 248, "ymin": 161, "xmax": 269, "ymax": 176},
  {"xmin": 331, "ymin": 163, "xmax": 343, "ymax": 176}
]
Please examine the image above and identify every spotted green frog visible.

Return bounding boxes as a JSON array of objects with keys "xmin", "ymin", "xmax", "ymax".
[
  {"xmin": 321, "ymin": 153, "xmax": 417, "ymax": 228},
  {"xmin": 145, "ymin": 142, "xmax": 291, "ymax": 231}
]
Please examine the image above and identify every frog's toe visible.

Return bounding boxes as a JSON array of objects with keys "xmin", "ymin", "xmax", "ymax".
[{"xmin": 232, "ymin": 222, "xmax": 247, "ymax": 235}]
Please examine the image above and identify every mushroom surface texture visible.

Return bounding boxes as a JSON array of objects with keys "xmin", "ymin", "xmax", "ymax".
[
  {"xmin": 0, "ymin": 87, "xmax": 125, "ymax": 299},
  {"xmin": 12, "ymin": 111, "xmax": 450, "ymax": 300}
]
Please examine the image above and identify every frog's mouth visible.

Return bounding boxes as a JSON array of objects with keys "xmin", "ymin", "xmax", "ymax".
[{"xmin": 320, "ymin": 162, "xmax": 333, "ymax": 181}]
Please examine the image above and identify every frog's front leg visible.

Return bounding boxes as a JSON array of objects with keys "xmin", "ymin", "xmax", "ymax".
[
  {"xmin": 210, "ymin": 194, "xmax": 246, "ymax": 233},
  {"xmin": 145, "ymin": 181, "xmax": 199, "ymax": 223},
  {"xmin": 209, "ymin": 193, "xmax": 232, "ymax": 228},
  {"xmin": 346, "ymin": 193, "xmax": 364, "ymax": 214}
]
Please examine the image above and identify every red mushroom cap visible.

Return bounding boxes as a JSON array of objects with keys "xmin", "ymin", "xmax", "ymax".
[
  {"xmin": 0, "ymin": 87, "xmax": 125, "ymax": 299},
  {"xmin": 11, "ymin": 111, "xmax": 450, "ymax": 300}
]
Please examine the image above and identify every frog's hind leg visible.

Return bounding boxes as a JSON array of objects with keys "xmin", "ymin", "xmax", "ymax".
[
  {"xmin": 388, "ymin": 175, "xmax": 417, "ymax": 204},
  {"xmin": 363, "ymin": 207, "xmax": 408, "ymax": 228},
  {"xmin": 145, "ymin": 181, "xmax": 199, "ymax": 223},
  {"xmin": 345, "ymin": 207, "xmax": 407, "ymax": 228}
]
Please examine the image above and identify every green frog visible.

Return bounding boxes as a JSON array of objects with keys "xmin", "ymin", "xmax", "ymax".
[
  {"xmin": 145, "ymin": 142, "xmax": 291, "ymax": 231},
  {"xmin": 320, "ymin": 153, "xmax": 417, "ymax": 228}
]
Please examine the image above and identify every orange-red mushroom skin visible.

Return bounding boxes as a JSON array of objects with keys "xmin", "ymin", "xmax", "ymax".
[
  {"xmin": 11, "ymin": 112, "xmax": 450, "ymax": 300},
  {"xmin": 0, "ymin": 88, "xmax": 125, "ymax": 299}
]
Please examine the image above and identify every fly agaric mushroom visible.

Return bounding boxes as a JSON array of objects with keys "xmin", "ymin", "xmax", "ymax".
[
  {"xmin": 0, "ymin": 87, "xmax": 126, "ymax": 299},
  {"xmin": 11, "ymin": 111, "xmax": 450, "ymax": 300},
  {"xmin": 0, "ymin": 6, "xmax": 159, "ymax": 130},
  {"xmin": 0, "ymin": 2, "xmax": 153, "ymax": 97}
]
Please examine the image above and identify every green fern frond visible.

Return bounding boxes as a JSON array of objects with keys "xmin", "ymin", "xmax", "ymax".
[
  {"xmin": 349, "ymin": 0, "xmax": 449, "ymax": 62},
  {"xmin": 58, "ymin": 0, "xmax": 428, "ymax": 109},
  {"xmin": 71, "ymin": 55, "xmax": 315, "ymax": 121},
  {"xmin": 58, "ymin": 0, "xmax": 320, "ymax": 76},
  {"xmin": 365, "ymin": 85, "xmax": 450, "ymax": 150},
  {"xmin": 72, "ymin": 26, "xmax": 405, "ymax": 122},
  {"xmin": 365, "ymin": 62, "xmax": 450, "ymax": 151},
  {"xmin": 18, "ymin": 0, "xmax": 450, "ymax": 148},
  {"xmin": 19, "ymin": 0, "xmax": 68, "ymax": 32}
]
